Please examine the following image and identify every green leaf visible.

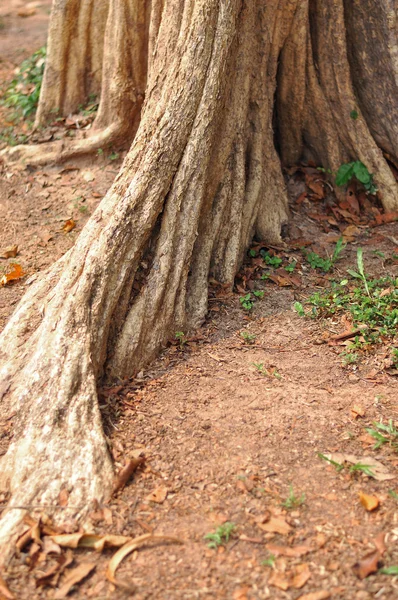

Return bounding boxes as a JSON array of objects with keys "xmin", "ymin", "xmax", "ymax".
[
  {"xmin": 336, "ymin": 163, "xmax": 354, "ymax": 187},
  {"xmin": 357, "ymin": 248, "xmax": 365, "ymax": 278},
  {"xmin": 353, "ymin": 161, "xmax": 371, "ymax": 184},
  {"xmin": 294, "ymin": 302, "xmax": 305, "ymax": 317},
  {"xmin": 347, "ymin": 269, "xmax": 362, "ymax": 279},
  {"xmin": 350, "ymin": 110, "xmax": 359, "ymax": 120},
  {"xmin": 380, "ymin": 566, "xmax": 398, "ymax": 576}
]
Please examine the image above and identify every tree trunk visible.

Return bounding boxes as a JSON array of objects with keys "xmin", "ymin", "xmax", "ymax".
[{"xmin": 0, "ymin": 0, "xmax": 398, "ymax": 560}]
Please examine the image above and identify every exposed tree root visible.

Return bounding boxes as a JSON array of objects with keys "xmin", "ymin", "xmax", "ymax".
[{"xmin": 1, "ymin": 0, "xmax": 398, "ymax": 562}]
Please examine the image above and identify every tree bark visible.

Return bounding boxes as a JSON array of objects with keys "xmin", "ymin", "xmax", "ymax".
[{"xmin": 0, "ymin": 0, "xmax": 398, "ymax": 560}]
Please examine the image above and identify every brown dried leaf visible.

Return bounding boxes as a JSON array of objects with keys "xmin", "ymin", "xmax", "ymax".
[
  {"xmin": 106, "ymin": 534, "xmax": 182, "ymax": 589},
  {"xmin": 146, "ymin": 486, "xmax": 168, "ymax": 504},
  {"xmin": 54, "ymin": 562, "xmax": 96, "ymax": 599},
  {"xmin": 38, "ymin": 230, "xmax": 53, "ymax": 246},
  {"xmin": 297, "ymin": 592, "xmax": 331, "ymax": 600},
  {"xmin": 0, "ymin": 245, "xmax": 18, "ymax": 259},
  {"xmin": 359, "ymin": 492, "xmax": 379, "ymax": 512},
  {"xmin": 352, "ymin": 549, "xmax": 381, "ymax": 579},
  {"xmin": 373, "ymin": 532, "xmax": 387, "ymax": 556},
  {"xmin": 0, "ymin": 574, "xmax": 14, "ymax": 599},
  {"xmin": 0, "ymin": 263, "xmax": 25, "ymax": 286},
  {"xmin": 58, "ymin": 488, "xmax": 69, "ymax": 507},
  {"xmin": 351, "ymin": 405, "xmax": 366, "ymax": 419},
  {"xmin": 62, "ymin": 219, "xmax": 76, "ymax": 233},
  {"xmin": 51, "ymin": 533, "xmax": 130, "ymax": 551},
  {"xmin": 113, "ymin": 456, "xmax": 145, "ymax": 494},
  {"xmin": 268, "ymin": 571, "xmax": 290, "ymax": 591},
  {"xmin": 292, "ymin": 564, "xmax": 311, "ymax": 589},
  {"xmin": 258, "ymin": 517, "xmax": 292, "ymax": 535},
  {"xmin": 17, "ymin": 8, "xmax": 36, "ymax": 16},
  {"xmin": 266, "ymin": 543, "xmax": 312, "ymax": 558}
]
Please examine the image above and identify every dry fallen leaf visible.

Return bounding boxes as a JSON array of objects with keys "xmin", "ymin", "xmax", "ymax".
[
  {"xmin": 58, "ymin": 488, "xmax": 69, "ymax": 507},
  {"xmin": 106, "ymin": 534, "xmax": 182, "ymax": 589},
  {"xmin": 38, "ymin": 230, "xmax": 53, "ymax": 246},
  {"xmin": 352, "ymin": 549, "xmax": 381, "ymax": 579},
  {"xmin": 0, "ymin": 574, "xmax": 14, "ymax": 600},
  {"xmin": 373, "ymin": 532, "xmax": 387, "ymax": 556},
  {"xmin": 50, "ymin": 532, "xmax": 131, "ymax": 551},
  {"xmin": 268, "ymin": 571, "xmax": 290, "ymax": 591},
  {"xmin": 292, "ymin": 564, "xmax": 311, "ymax": 589},
  {"xmin": 297, "ymin": 591, "xmax": 331, "ymax": 600},
  {"xmin": 257, "ymin": 516, "xmax": 292, "ymax": 535},
  {"xmin": 113, "ymin": 456, "xmax": 145, "ymax": 494},
  {"xmin": 54, "ymin": 562, "xmax": 96, "ymax": 599},
  {"xmin": 351, "ymin": 405, "xmax": 366, "ymax": 419},
  {"xmin": 0, "ymin": 263, "xmax": 25, "ymax": 286},
  {"xmin": 0, "ymin": 245, "xmax": 18, "ymax": 259},
  {"xmin": 266, "ymin": 543, "xmax": 312, "ymax": 558},
  {"xmin": 359, "ymin": 492, "xmax": 379, "ymax": 512},
  {"xmin": 146, "ymin": 486, "xmax": 168, "ymax": 504},
  {"xmin": 62, "ymin": 219, "xmax": 76, "ymax": 233},
  {"xmin": 17, "ymin": 7, "xmax": 36, "ymax": 16}
]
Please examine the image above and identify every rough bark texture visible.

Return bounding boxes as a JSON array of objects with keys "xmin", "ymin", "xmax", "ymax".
[{"xmin": 0, "ymin": 0, "xmax": 398, "ymax": 560}]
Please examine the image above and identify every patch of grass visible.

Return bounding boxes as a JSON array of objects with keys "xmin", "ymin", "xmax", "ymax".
[
  {"xmin": 380, "ymin": 566, "xmax": 398, "ymax": 576},
  {"xmin": 341, "ymin": 351, "xmax": 359, "ymax": 366},
  {"xmin": 253, "ymin": 363, "xmax": 268, "ymax": 376},
  {"xmin": 317, "ymin": 453, "xmax": 345, "ymax": 472},
  {"xmin": 349, "ymin": 463, "xmax": 375, "ymax": 477},
  {"xmin": 204, "ymin": 522, "xmax": 236, "ymax": 549},
  {"xmin": 300, "ymin": 248, "xmax": 398, "ymax": 364},
  {"xmin": 0, "ymin": 126, "xmax": 29, "ymax": 147},
  {"xmin": 281, "ymin": 485, "xmax": 306, "ymax": 510},
  {"xmin": 388, "ymin": 489, "xmax": 398, "ymax": 501},
  {"xmin": 366, "ymin": 420, "xmax": 398, "ymax": 450},
  {"xmin": 2, "ymin": 47, "xmax": 46, "ymax": 119}
]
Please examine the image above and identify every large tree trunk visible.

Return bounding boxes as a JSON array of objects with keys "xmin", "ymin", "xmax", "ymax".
[{"xmin": 0, "ymin": 0, "xmax": 398, "ymax": 560}]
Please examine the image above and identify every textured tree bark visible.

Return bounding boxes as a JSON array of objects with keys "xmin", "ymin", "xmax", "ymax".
[{"xmin": 0, "ymin": 0, "xmax": 398, "ymax": 561}]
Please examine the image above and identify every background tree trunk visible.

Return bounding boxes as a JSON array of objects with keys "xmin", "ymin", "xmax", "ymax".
[{"xmin": 0, "ymin": 0, "xmax": 398, "ymax": 559}]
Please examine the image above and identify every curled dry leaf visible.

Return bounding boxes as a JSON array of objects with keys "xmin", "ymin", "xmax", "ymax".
[
  {"xmin": 106, "ymin": 534, "xmax": 183, "ymax": 589},
  {"xmin": 269, "ymin": 564, "xmax": 311, "ymax": 591},
  {"xmin": 0, "ymin": 574, "xmax": 14, "ymax": 600},
  {"xmin": 351, "ymin": 405, "xmax": 365, "ymax": 419},
  {"xmin": 0, "ymin": 245, "xmax": 18, "ymax": 259},
  {"xmin": 352, "ymin": 549, "xmax": 381, "ymax": 580},
  {"xmin": 62, "ymin": 219, "xmax": 76, "ymax": 233},
  {"xmin": 0, "ymin": 263, "xmax": 25, "ymax": 286},
  {"xmin": 53, "ymin": 562, "xmax": 96, "ymax": 599},
  {"xmin": 146, "ymin": 486, "xmax": 168, "ymax": 504},
  {"xmin": 50, "ymin": 532, "xmax": 131, "ymax": 551},
  {"xmin": 359, "ymin": 492, "xmax": 379, "ymax": 512},
  {"xmin": 113, "ymin": 456, "xmax": 145, "ymax": 494},
  {"xmin": 268, "ymin": 571, "xmax": 290, "ymax": 591}
]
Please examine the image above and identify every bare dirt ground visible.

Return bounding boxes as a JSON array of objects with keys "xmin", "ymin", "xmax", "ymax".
[{"xmin": 1, "ymin": 5, "xmax": 398, "ymax": 600}]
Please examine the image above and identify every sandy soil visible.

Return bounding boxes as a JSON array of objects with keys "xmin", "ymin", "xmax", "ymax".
[{"xmin": 1, "ymin": 4, "xmax": 398, "ymax": 600}]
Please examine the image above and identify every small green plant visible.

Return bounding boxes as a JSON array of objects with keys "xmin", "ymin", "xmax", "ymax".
[
  {"xmin": 318, "ymin": 453, "xmax": 345, "ymax": 472},
  {"xmin": 175, "ymin": 331, "xmax": 187, "ymax": 349},
  {"xmin": 240, "ymin": 290, "xmax": 264, "ymax": 311},
  {"xmin": 3, "ymin": 47, "xmax": 46, "ymax": 119},
  {"xmin": 350, "ymin": 110, "xmax": 359, "ymax": 120},
  {"xmin": 366, "ymin": 420, "xmax": 398, "ymax": 450},
  {"xmin": 336, "ymin": 160, "xmax": 377, "ymax": 195},
  {"xmin": 281, "ymin": 485, "xmax": 306, "ymax": 510},
  {"xmin": 347, "ymin": 248, "xmax": 370, "ymax": 296},
  {"xmin": 204, "ymin": 522, "xmax": 236, "ymax": 549},
  {"xmin": 294, "ymin": 301, "xmax": 305, "ymax": 317},
  {"xmin": 305, "ymin": 237, "xmax": 345, "ymax": 273},
  {"xmin": 240, "ymin": 331, "xmax": 256, "ymax": 344},
  {"xmin": 109, "ymin": 151, "xmax": 120, "ymax": 161},
  {"xmin": 341, "ymin": 351, "xmax": 359, "ymax": 366},
  {"xmin": 261, "ymin": 554, "xmax": 276, "ymax": 568},
  {"xmin": 97, "ymin": 148, "xmax": 104, "ymax": 156},
  {"xmin": 240, "ymin": 293, "xmax": 254, "ymax": 311},
  {"xmin": 261, "ymin": 250, "xmax": 283, "ymax": 268},
  {"xmin": 349, "ymin": 463, "xmax": 375, "ymax": 477},
  {"xmin": 285, "ymin": 261, "xmax": 297, "ymax": 273},
  {"xmin": 388, "ymin": 489, "xmax": 398, "ymax": 501},
  {"xmin": 253, "ymin": 362, "xmax": 268, "ymax": 376}
]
